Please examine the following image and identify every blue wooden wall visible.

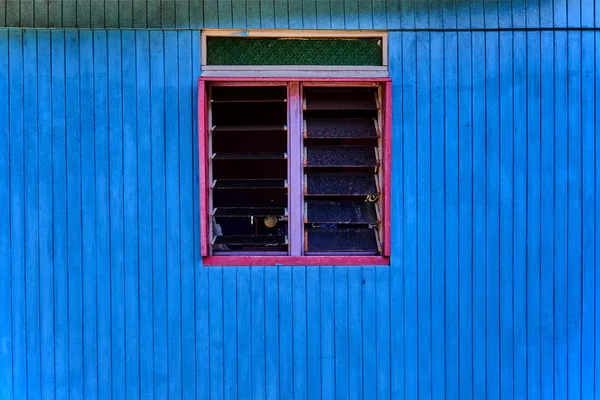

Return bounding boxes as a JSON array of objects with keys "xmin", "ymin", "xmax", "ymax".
[{"xmin": 1, "ymin": 4, "xmax": 599, "ymax": 400}]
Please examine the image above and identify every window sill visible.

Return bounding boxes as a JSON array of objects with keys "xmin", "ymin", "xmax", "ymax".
[{"xmin": 201, "ymin": 255, "xmax": 390, "ymax": 266}]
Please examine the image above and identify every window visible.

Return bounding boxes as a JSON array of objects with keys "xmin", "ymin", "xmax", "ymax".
[{"xmin": 198, "ymin": 31, "xmax": 390, "ymax": 266}]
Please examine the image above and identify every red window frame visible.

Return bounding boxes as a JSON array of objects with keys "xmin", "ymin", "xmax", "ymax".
[{"xmin": 198, "ymin": 77, "xmax": 392, "ymax": 266}]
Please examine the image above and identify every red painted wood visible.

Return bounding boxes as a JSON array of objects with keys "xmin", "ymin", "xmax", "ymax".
[
  {"xmin": 288, "ymin": 82, "xmax": 303, "ymax": 256},
  {"xmin": 198, "ymin": 79, "xmax": 209, "ymax": 256},
  {"xmin": 201, "ymin": 256, "xmax": 390, "ymax": 266},
  {"xmin": 200, "ymin": 77, "xmax": 391, "ymax": 83},
  {"xmin": 383, "ymin": 81, "xmax": 392, "ymax": 256},
  {"xmin": 198, "ymin": 77, "xmax": 393, "ymax": 261}
]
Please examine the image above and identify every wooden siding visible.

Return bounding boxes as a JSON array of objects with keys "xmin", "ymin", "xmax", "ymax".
[
  {"xmin": 1, "ymin": 27, "xmax": 599, "ymax": 399},
  {"xmin": 1, "ymin": 0, "xmax": 599, "ymax": 29}
]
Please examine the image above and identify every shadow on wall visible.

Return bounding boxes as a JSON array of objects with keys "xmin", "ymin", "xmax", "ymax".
[{"xmin": 0, "ymin": 0, "xmax": 566, "ymax": 30}]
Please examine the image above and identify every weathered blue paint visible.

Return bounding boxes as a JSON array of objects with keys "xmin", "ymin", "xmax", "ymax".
[{"xmin": 0, "ymin": 5, "xmax": 599, "ymax": 398}]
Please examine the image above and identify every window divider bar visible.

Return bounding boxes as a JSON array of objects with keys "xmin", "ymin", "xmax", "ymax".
[{"xmin": 288, "ymin": 82, "xmax": 304, "ymax": 256}]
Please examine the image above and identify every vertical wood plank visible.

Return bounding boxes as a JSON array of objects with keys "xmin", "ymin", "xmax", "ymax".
[
  {"xmin": 149, "ymin": 29, "xmax": 168, "ymax": 400},
  {"xmin": 204, "ymin": 0, "xmax": 219, "ymax": 28},
  {"xmin": 402, "ymin": 30, "xmax": 418, "ymax": 400},
  {"xmin": 6, "ymin": 0, "xmax": 20, "ymax": 27},
  {"xmin": 0, "ymin": 0, "xmax": 5, "ymax": 27},
  {"xmin": 485, "ymin": 30, "xmax": 501, "ymax": 400},
  {"xmin": 413, "ymin": 0, "xmax": 428, "ymax": 29},
  {"xmin": 372, "ymin": 0, "xmax": 386, "ymax": 28},
  {"xmin": 498, "ymin": 30, "xmax": 515, "ymax": 400},
  {"xmin": 329, "ymin": 0, "xmax": 345, "ymax": 29},
  {"xmin": 107, "ymin": 29, "xmax": 125, "ymax": 400},
  {"xmin": 161, "ymin": 0, "xmax": 175, "ymax": 27},
  {"xmin": 526, "ymin": 29, "xmax": 542, "ymax": 400},
  {"xmin": 176, "ymin": 0, "xmax": 190, "ymax": 28},
  {"xmin": 302, "ymin": 0, "xmax": 317, "ymax": 28},
  {"xmin": 566, "ymin": 30, "xmax": 582, "ymax": 400},
  {"xmin": 320, "ymin": 266, "xmax": 335, "ymax": 400},
  {"xmin": 400, "ymin": 0, "xmax": 415, "ymax": 29},
  {"xmin": 292, "ymin": 267, "xmax": 307, "ymax": 400},
  {"xmin": 471, "ymin": 30, "xmax": 487, "ymax": 400},
  {"xmin": 512, "ymin": 30, "xmax": 528, "ymax": 400},
  {"xmin": 274, "ymin": 0, "xmax": 289, "ymax": 28},
  {"xmin": 457, "ymin": 28, "xmax": 473, "ymax": 400},
  {"xmin": 484, "ymin": 0, "xmax": 498, "ymax": 28},
  {"xmin": 196, "ymin": 262, "xmax": 210, "ymax": 400},
  {"xmin": 455, "ymin": 0, "xmax": 469, "ymax": 29},
  {"xmin": 259, "ymin": 0, "xmax": 274, "ymax": 28},
  {"xmin": 164, "ymin": 29, "xmax": 182, "ymax": 400},
  {"xmin": 20, "ymin": 1, "xmax": 34, "ymax": 26},
  {"xmin": 93, "ymin": 29, "xmax": 112, "ymax": 400},
  {"xmin": 223, "ymin": 267, "xmax": 238, "ymax": 400},
  {"xmin": 50, "ymin": 29, "xmax": 69, "ymax": 400},
  {"xmin": 469, "ymin": 0, "xmax": 484, "ymax": 28},
  {"xmin": 512, "ymin": 0, "xmax": 527, "ymax": 28},
  {"xmin": 333, "ymin": 268, "xmax": 349, "ymax": 400},
  {"xmin": 443, "ymin": 30, "xmax": 459, "ymax": 400},
  {"xmin": 236, "ymin": 267, "xmax": 252, "ymax": 399},
  {"xmin": 539, "ymin": 30, "xmax": 555, "ymax": 400},
  {"xmin": 9, "ymin": 27, "xmax": 26, "ymax": 399},
  {"xmin": 567, "ymin": 0, "xmax": 581, "ymax": 27},
  {"xmin": 416, "ymin": 29, "xmax": 432, "ymax": 400},
  {"xmin": 90, "ymin": 0, "xmax": 105, "ymax": 28},
  {"xmin": 121, "ymin": 29, "xmax": 140, "ymax": 400},
  {"xmin": 65, "ymin": 29, "xmax": 84, "ymax": 400},
  {"xmin": 442, "ymin": 0, "xmax": 456, "ymax": 28},
  {"xmin": 348, "ymin": 267, "xmax": 363, "ymax": 400},
  {"xmin": 498, "ymin": 0, "xmax": 512, "ymax": 28},
  {"xmin": 316, "ymin": 0, "xmax": 332, "ymax": 29},
  {"xmin": 362, "ymin": 267, "xmax": 377, "ymax": 399},
  {"xmin": 306, "ymin": 267, "xmax": 321, "ymax": 400},
  {"xmin": 251, "ymin": 267, "xmax": 266, "ymax": 400},
  {"xmin": 217, "ymin": 0, "xmax": 233, "ymax": 28},
  {"xmin": 246, "ymin": 0, "xmax": 261, "ymax": 28},
  {"xmin": 135, "ymin": 30, "xmax": 154, "ymax": 400},
  {"xmin": 375, "ymin": 270, "xmax": 392, "ymax": 400},
  {"xmin": 79, "ymin": 30, "xmax": 98, "ymax": 400},
  {"xmin": 595, "ymin": 30, "xmax": 600, "ymax": 400},
  {"xmin": 48, "ymin": 0, "xmax": 62, "ymax": 27},
  {"xmin": 357, "ymin": 0, "xmax": 373, "ymax": 29},
  {"xmin": 105, "ymin": 0, "xmax": 119, "ymax": 28},
  {"xmin": 147, "ymin": 0, "xmax": 161, "ymax": 27},
  {"xmin": 209, "ymin": 267, "xmax": 224, "ymax": 399},
  {"xmin": 429, "ymin": 31, "xmax": 446, "ymax": 400},
  {"xmin": 192, "ymin": 33, "xmax": 209, "ymax": 400},
  {"xmin": 76, "ymin": 0, "xmax": 90, "ymax": 27},
  {"xmin": 580, "ymin": 29, "xmax": 595, "ymax": 400},
  {"xmin": 264, "ymin": 267, "xmax": 279, "ymax": 400},
  {"xmin": 179, "ymin": 30, "xmax": 196, "ymax": 400},
  {"xmin": 34, "ymin": 0, "xmax": 48, "ymax": 27},
  {"xmin": 288, "ymin": 0, "xmax": 302, "ymax": 29},
  {"xmin": 553, "ymin": 0, "xmax": 567, "ymax": 27},
  {"xmin": 428, "ymin": 0, "xmax": 443, "ymax": 28},
  {"xmin": 189, "ymin": 0, "xmax": 204, "ymax": 28},
  {"xmin": 278, "ymin": 267, "xmax": 293, "ymax": 399},
  {"xmin": 344, "ymin": 0, "xmax": 359, "ymax": 29},
  {"xmin": 581, "ymin": 0, "xmax": 594, "ymax": 26},
  {"xmin": 132, "ymin": 0, "xmax": 147, "ymax": 28},
  {"xmin": 23, "ymin": 29, "xmax": 41, "ymax": 400},
  {"xmin": 526, "ymin": 0, "xmax": 540, "ymax": 27},
  {"xmin": 118, "ymin": 1, "xmax": 133, "ymax": 28},
  {"xmin": 0, "ymin": 28, "xmax": 12, "ymax": 400}
]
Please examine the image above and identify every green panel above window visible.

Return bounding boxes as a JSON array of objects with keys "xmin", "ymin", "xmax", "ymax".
[{"xmin": 206, "ymin": 37, "xmax": 383, "ymax": 66}]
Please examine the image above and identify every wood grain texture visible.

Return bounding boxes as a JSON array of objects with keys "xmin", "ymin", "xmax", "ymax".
[{"xmin": 0, "ymin": 22, "xmax": 597, "ymax": 399}]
